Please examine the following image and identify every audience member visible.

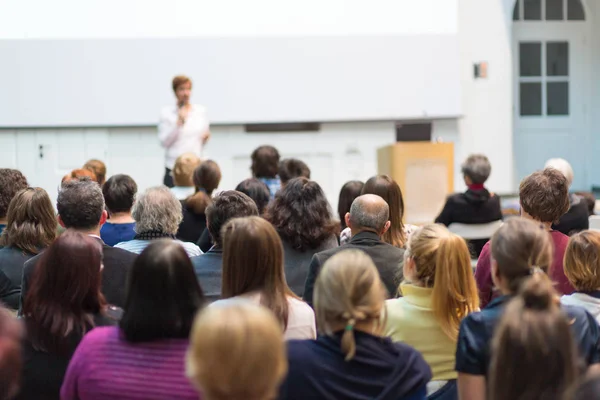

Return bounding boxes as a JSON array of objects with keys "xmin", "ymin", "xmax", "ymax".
[
  {"xmin": 0, "ymin": 307, "xmax": 23, "ymax": 400},
  {"xmin": 264, "ymin": 177, "xmax": 339, "ymax": 296},
  {"xmin": 0, "ymin": 169, "xmax": 28, "ymax": 236},
  {"xmin": 279, "ymin": 158, "xmax": 311, "ymax": 186},
  {"xmin": 83, "ymin": 159, "xmax": 107, "ymax": 186},
  {"xmin": 190, "ymin": 191, "xmax": 259, "ymax": 302},
  {"xmin": 304, "ymin": 194, "xmax": 404, "ymax": 305},
  {"xmin": 386, "ymin": 224, "xmax": 479, "ymax": 400},
  {"xmin": 338, "ymin": 180, "xmax": 364, "ymax": 231},
  {"xmin": 340, "ymin": 175, "xmax": 414, "ymax": 248},
  {"xmin": 488, "ymin": 275, "xmax": 579, "ymax": 400},
  {"xmin": 100, "ymin": 174, "xmax": 137, "ymax": 246},
  {"xmin": 115, "ymin": 186, "xmax": 201, "ymax": 257},
  {"xmin": 19, "ymin": 231, "xmax": 121, "ymax": 400},
  {"xmin": 216, "ymin": 216, "xmax": 316, "ymax": 340},
  {"xmin": 251, "ymin": 145, "xmax": 281, "ymax": 198},
  {"xmin": 475, "ymin": 168, "xmax": 574, "ymax": 307},
  {"xmin": 170, "ymin": 152, "xmax": 201, "ymax": 200},
  {"xmin": 456, "ymin": 218, "xmax": 600, "ymax": 400},
  {"xmin": 435, "ymin": 154, "xmax": 502, "ymax": 257},
  {"xmin": 187, "ymin": 301, "xmax": 287, "ymax": 400},
  {"xmin": 177, "ymin": 160, "xmax": 221, "ymax": 244},
  {"xmin": 61, "ymin": 168, "xmax": 97, "ymax": 184},
  {"xmin": 575, "ymin": 191, "xmax": 597, "ymax": 216},
  {"xmin": 562, "ymin": 230, "xmax": 600, "ymax": 323},
  {"xmin": 546, "ymin": 158, "xmax": 589, "ymax": 235},
  {"xmin": 60, "ymin": 241, "xmax": 204, "ymax": 400},
  {"xmin": 280, "ymin": 249, "xmax": 431, "ymax": 400},
  {"xmin": 20, "ymin": 179, "xmax": 135, "ymax": 311},
  {"xmin": 235, "ymin": 178, "xmax": 271, "ymax": 215},
  {"xmin": 0, "ymin": 188, "xmax": 56, "ymax": 310}
]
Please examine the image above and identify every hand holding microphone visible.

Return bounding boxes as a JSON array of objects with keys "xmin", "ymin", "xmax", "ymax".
[{"xmin": 177, "ymin": 102, "xmax": 188, "ymax": 126}]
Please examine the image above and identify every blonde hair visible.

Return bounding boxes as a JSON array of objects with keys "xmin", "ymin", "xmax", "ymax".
[
  {"xmin": 173, "ymin": 153, "xmax": 201, "ymax": 187},
  {"xmin": 404, "ymin": 224, "xmax": 479, "ymax": 340},
  {"xmin": 314, "ymin": 249, "xmax": 386, "ymax": 361},
  {"xmin": 186, "ymin": 301, "xmax": 287, "ymax": 400},
  {"xmin": 564, "ymin": 230, "xmax": 600, "ymax": 292}
]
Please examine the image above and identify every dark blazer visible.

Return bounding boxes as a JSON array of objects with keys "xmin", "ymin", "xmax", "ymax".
[
  {"xmin": 19, "ymin": 237, "xmax": 136, "ymax": 313},
  {"xmin": 553, "ymin": 194, "xmax": 590, "ymax": 236},
  {"xmin": 176, "ymin": 201, "xmax": 208, "ymax": 244},
  {"xmin": 282, "ymin": 235, "xmax": 338, "ymax": 298},
  {"xmin": 303, "ymin": 231, "xmax": 405, "ymax": 306},
  {"xmin": 0, "ymin": 246, "xmax": 36, "ymax": 309},
  {"xmin": 196, "ymin": 229, "xmax": 213, "ymax": 253},
  {"xmin": 191, "ymin": 247, "xmax": 223, "ymax": 303}
]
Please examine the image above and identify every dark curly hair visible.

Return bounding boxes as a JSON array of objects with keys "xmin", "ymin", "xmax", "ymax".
[
  {"xmin": 264, "ymin": 177, "xmax": 339, "ymax": 251},
  {"xmin": 0, "ymin": 169, "xmax": 28, "ymax": 219}
]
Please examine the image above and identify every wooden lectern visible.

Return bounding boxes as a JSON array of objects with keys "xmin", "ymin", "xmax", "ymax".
[{"xmin": 378, "ymin": 142, "xmax": 454, "ymax": 225}]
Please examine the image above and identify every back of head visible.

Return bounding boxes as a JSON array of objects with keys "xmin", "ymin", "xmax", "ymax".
[
  {"xmin": 519, "ymin": 168, "xmax": 570, "ymax": 223},
  {"xmin": 314, "ymin": 249, "xmax": 386, "ymax": 360},
  {"xmin": 251, "ymin": 145, "xmax": 280, "ymax": 179},
  {"xmin": 173, "ymin": 153, "xmax": 201, "ymax": 187},
  {"xmin": 0, "ymin": 307, "xmax": 23, "ymax": 400},
  {"xmin": 186, "ymin": 301, "xmax": 287, "ymax": 400},
  {"xmin": 83, "ymin": 159, "xmax": 107, "ymax": 186},
  {"xmin": 57, "ymin": 179, "xmax": 105, "ymax": 231},
  {"xmin": 362, "ymin": 175, "xmax": 406, "ymax": 247},
  {"xmin": 62, "ymin": 168, "xmax": 98, "ymax": 185},
  {"xmin": 489, "ymin": 275, "xmax": 578, "ymax": 400},
  {"xmin": 235, "ymin": 179, "xmax": 270, "ymax": 215},
  {"xmin": 348, "ymin": 194, "xmax": 389, "ymax": 234},
  {"xmin": 221, "ymin": 216, "xmax": 290, "ymax": 329},
  {"xmin": 133, "ymin": 186, "xmax": 182, "ymax": 235},
  {"xmin": 102, "ymin": 174, "xmax": 137, "ymax": 215},
  {"xmin": 120, "ymin": 240, "xmax": 205, "ymax": 343},
  {"xmin": 406, "ymin": 224, "xmax": 479, "ymax": 340},
  {"xmin": 264, "ymin": 177, "xmax": 338, "ymax": 251},
  {"xmin": 491, "ymin": 218, "xmax": 554, "ymax": 295},
  {"xmin": 0, "ymin": 188, "xmax": 57, "ymax": 254},
  {"xmin": 278, "ymin": 158, "xmax": 311, "ymax": 185},
  {"xmin": 564, "ymin": 230, "xmax": 600, "ymax": 292},
  {"xmin": 205, "ymin": 191, "xmax": 259, "ymax": 247},
  {"xmin": 0, "ymin": 169, "xmax": 28, "ymax": 220},
  {"xmin": 338, "ymin": 180, "xmax": 364, "ymax": 229},
  {"xmin": 193, "ymin": 160, "xmax": 222, "ymax": 195},
  {"xmin": 545, "ymin": 158, "xmax": 574, "ymax": 188},
  {"xmin": 461, "ymin": 154, "xmax": 492, "ymax": 185}
]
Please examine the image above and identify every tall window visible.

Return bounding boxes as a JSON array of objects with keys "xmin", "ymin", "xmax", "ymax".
[{"xmin": 513, "ymin": 0, "xmax": 585, "ymax": 21}]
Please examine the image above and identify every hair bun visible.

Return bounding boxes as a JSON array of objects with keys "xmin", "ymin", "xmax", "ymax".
[{"xmin": 519, "ymin": 274, "xmax": 556, "ymax": 311}]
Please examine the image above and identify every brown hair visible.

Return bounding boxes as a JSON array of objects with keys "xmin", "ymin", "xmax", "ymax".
[
  {"xmin": 489, "ymin": 274, "xmax": 578, "ymax": 400},
  {"xmin": 172, "ymin": 75, "xmax": 192, "ymax": 92},
  {"xmin": 173, "ymin": 153, "xmax": 201, "ymax": 187},
  {"xmin": 62, "ymin": 169, "xmax": 97, "ymax": 184},
  {"xmin": 251, "ymin": 146, "xmax": 280, "ymax": 178},
  {"xmin": 314, "ymin": 249, "xmax": 386, "ymax": 361},
  {"xmin": 405, "ymin": 224, "xmax": 479, "ymax": 340},
  {"xmin": 186, "ymin": 301, "xmax": 287, "ymax": 400},
  {"xmin": 0, "ymin": 169, "xmax": 28, "ymax": 219},
  {"xmin": 278, "ymin": 158, "xmax": 311, "ymax": 185},
  {"xmin": 491, "ymin": 218, "xmax": 554, "ymax": 294},
  {"xmin": 519, "ymin": 168, "xmax": 570, "ymax": 223},
  {"xmin": 221, "ymin": 216, "xmax": 295, "ymax": 330},
  {"xmin": 83, "ymin": 159, "xmax": 107, "ymax": 186},
  {"xmin": 362, "ymin": 175, "xmax": 406, "ymax": 248},
  {"xmin": 0, "ymin": 188, "xmax": 57, "ymax": 254},
  {"xmin": 564, "ymin": 230, "xmax": 600, "ymax": 292},
  {"xmin": 185, "ymin": 160, "xmax": 222, "ymax": 215},
  {"xmin": 0, "ymin": 307, "xmax": 23, "ymax": 400}
]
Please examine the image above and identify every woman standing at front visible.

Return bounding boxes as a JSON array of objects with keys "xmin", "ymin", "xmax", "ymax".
[{"xmin": 158, "ymin": 75, "xmax": 211, "ymax": 188}]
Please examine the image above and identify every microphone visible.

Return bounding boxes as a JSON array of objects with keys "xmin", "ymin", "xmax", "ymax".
[{"xmin": 178, "ymin": 101, "xmax": 186, "ymax": 125}]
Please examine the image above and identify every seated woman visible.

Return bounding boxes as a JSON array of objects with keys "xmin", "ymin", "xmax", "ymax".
[
  {"xmin": 187, "ymin": 301, "xmax": 287, "ymax": 400},
  {"xmin": 385, "ymin": 224, "xmax": 479, "ymax": 400},
  {"xmin": 215, "ymin": 216, "xmax": 316, "ymax": 340},
  {"xmin": 235, "ymin": 178, "xmax": 271, "ymax": 215},
  {"xmin": 280, "ymin": 249, "xmax": 432, "ymax": 400},
  {"xmin": 83, "ymin": 159, "xmax": 107, "ymax": 186},
  {"xmin": 338, "ymin": 180, "xmax": 364, "ymax": 232},
  {"xmin": 0, "ymin": 188, "xmax": 56, "ymax": 310},
  {"xmin": 457, "ymin": 218, "xmax": 600, "ymax": 400},
  {"xmin": 264, "ymin": 177, "xmax": 339, "ymax": 297},
  {"xmin": 100, "ymin": 174, "xmax": 138, "ymax": 246},
  {"xmin": 178, "ymin": 160, "xmax": 222, "ymax": 244},
  {"xmin": 18, "ymin": 230, "xmax": 121, "ymax": 400},
  {"xmin": 61, "ymin": 240, "xmax": 204, "ymax": 400},
  {"xmin": 435, "ymin": 154, "xmax": 502, "ymax": 257},
  {"xmin": 488, "ymin": 276, "xmax": 579, "ymax": 400},
  {"xmin": 546, "ymin": 158, "xmax": 589, "ymax": 235},
  {"xmin": 170, "ymin": 152, "xmax": 201, "ymax": 201}
]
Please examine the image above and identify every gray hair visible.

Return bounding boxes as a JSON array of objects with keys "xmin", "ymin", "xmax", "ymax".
[
  {"xmin": 57, "ymin": 178, "xmax": 105, "ymax": 230},
  {"xmin": 348, "ymin": 194, "xmax": 389, "ymax": 232},
  {"xmin": 133, "ymin": 186, "xmax": 182, "ymax": 234},
  {"xmin": 461, "ymin": 154, "xmax": 491, "ymax": 184},
  {"xmin": 545, "ymin": 158, "xmax": 574, "ymax": 187}
]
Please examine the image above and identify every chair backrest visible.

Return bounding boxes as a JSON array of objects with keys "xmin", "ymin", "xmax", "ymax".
[
  {"xmin": 448, "ymin": 220, "xmax": 503, "ymax": 240},
  {"xmin": 589, "ymin": 215, "xmax": 600, "ymax": 231}
]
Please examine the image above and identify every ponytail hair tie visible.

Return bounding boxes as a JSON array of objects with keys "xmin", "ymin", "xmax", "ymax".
[{"xmin": 530, "ymin": 266, "xmax": 544, "ymax": 275}]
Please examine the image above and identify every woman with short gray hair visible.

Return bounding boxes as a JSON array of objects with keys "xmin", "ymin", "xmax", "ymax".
[
  {"xmin": 115, "ymin": 186, "xmax": 201, "ymax": 257},
  {"xmin": 435, "ymin": 154, "xmax": 502, "ymax": 257}
]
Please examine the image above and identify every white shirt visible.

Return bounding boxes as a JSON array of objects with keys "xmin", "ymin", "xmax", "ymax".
[
  {"xmin": 115, "ymin": 239, "xmax": 202, "ymax": 258},
  {"xmin": 561, "ymin": 292, "xmax": 600, "ymax": 325},
  {"xmin": 158, "ymin": 104, "xmax": 210, "ymax": 169},
  {"xmin": 170, "ymin": 186, "xmax": 195, "ymax": 200}
]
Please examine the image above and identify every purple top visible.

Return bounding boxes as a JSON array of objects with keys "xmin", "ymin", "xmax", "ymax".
[{"xmin": 60, "ymin": 326, "xmax": 200, "ymax": 400}]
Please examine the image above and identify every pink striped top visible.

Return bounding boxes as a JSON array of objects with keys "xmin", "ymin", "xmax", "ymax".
[{"xmin": 60, "ymin": 326, "xmax": 200, "ymax": 400}]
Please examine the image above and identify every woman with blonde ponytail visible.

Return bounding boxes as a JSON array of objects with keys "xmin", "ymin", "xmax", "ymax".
[
  {"xmin": 385, "ymin": 224, "xmax": 478, "ymax": 400},
  {"xmin": 279, "ymin": 249, "xmax": 431, "ymax": 400}
]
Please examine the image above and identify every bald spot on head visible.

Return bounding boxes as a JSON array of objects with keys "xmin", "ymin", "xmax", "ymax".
[{"xmin": 349, "ymin": 194, "xmax": 389, "ymax": 233}]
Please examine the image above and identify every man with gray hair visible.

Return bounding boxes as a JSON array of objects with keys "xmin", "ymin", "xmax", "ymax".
[{"xmin": 303, "ymin": 194, "xmax": 404, "ymax": 306}]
